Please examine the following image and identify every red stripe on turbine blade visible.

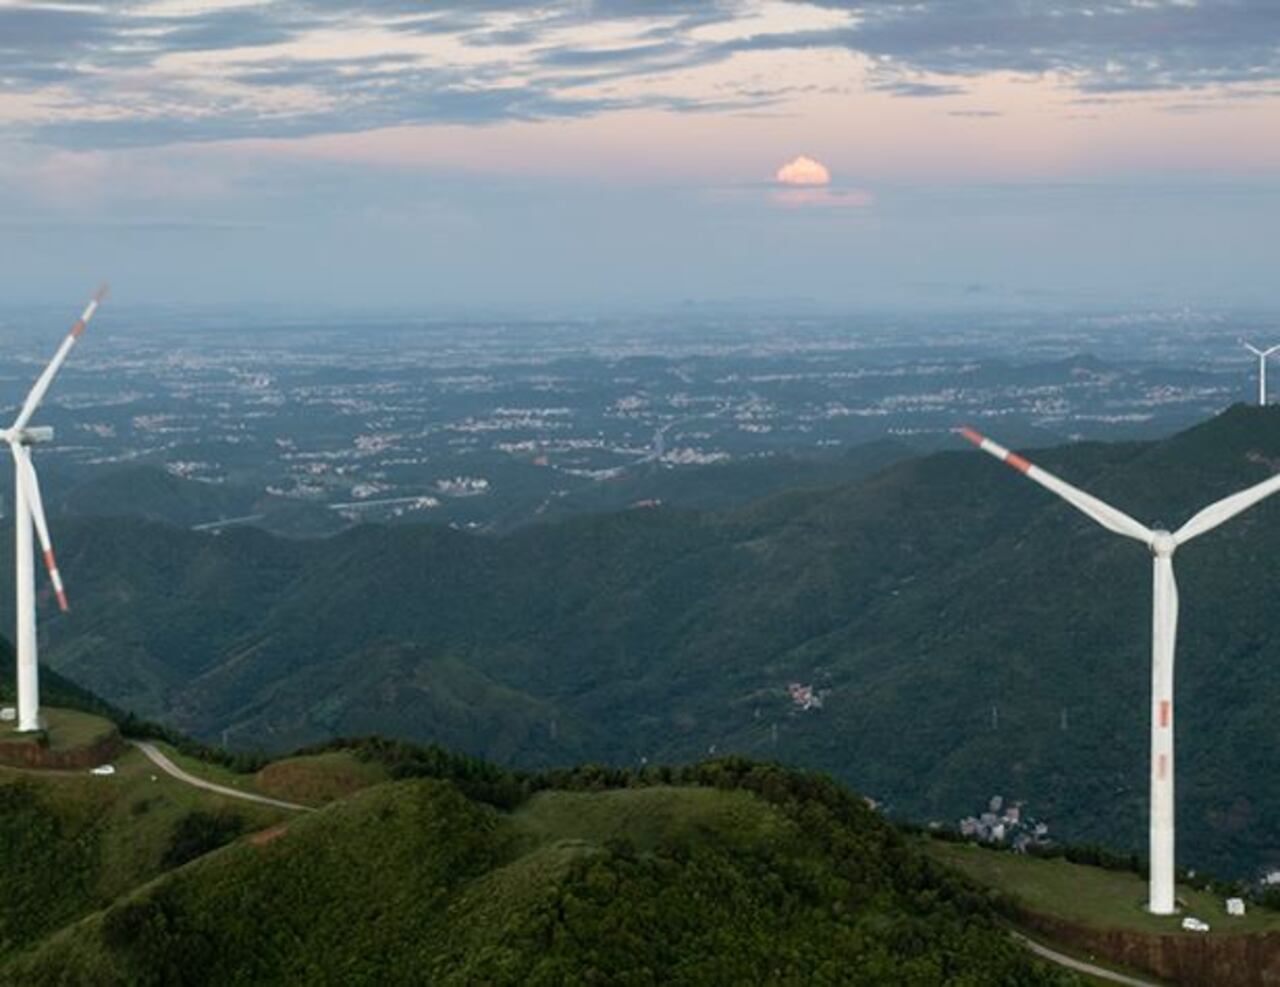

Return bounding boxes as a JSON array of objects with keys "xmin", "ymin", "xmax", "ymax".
[
  {"xmin": 94, "ymin": 284, "xmax": 109, "ymax": 303},
  {"xmin": 1160, "ymin": 700, "xmax": 1171, "ymax": 728},
  {"xmin": 70, "ymin": 319, "xmax": 87, "ymax": 337},
  {"xmin": 1005, "ymin": 452, "xmax": 1032, "ymax": 474},
  {"xmin": 42, "ymin": 551, "xmax": 67, "ymax": 610},
  {"xmin": 959, "ymin": 426, "xmax": 984, "ymax": 447},
  {"xmin": 1158, "ymin": 755, "xmax": 1168, "ymax": 780}
]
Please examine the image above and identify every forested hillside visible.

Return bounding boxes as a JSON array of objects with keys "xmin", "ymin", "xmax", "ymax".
[
  {"xmin": 2, "ymin": 750, "xmax": 1075, "ymax": 985},
  {"xmin": 17, "ymin": 405, "xmax": 1280, "ymax": 876}
]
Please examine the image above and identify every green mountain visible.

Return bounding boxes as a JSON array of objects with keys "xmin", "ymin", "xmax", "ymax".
[
  {"xmin": 0, "ymin": 727, "xmax": 284, "ymax": 964},
  {"xmin": 2, "ymin": 745, "xmax": 1074, "ymax": 985},
  {"xmin": 15, "ymin": 404, "xmax": 1280, "ymax": 877}
]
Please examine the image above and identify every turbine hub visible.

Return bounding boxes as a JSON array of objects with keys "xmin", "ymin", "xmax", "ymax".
[
  {"xmin": 10, "ymin": 426, "xmax": 53, "ymax": 446},
  {"xmin": 1150, "ymin": 530, "xmax": 1177, "ymax": 557}
]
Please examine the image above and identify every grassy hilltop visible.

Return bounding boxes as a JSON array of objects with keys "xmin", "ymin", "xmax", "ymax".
[
  {"xmin": 0, "ymin": 738, "xmax": 284, "ymax": 962},
  {"xmin": 0, "ymin": 725, "xmax": 1079, "ymax": 986}
]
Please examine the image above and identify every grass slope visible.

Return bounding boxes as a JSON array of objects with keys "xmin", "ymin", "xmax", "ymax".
[
  {"xmin": 0, "ymin": 745, "xmax": 286, "ymax": 961},
  {"xmin": 927, "ymin": 841, "xmax": 1280, "ymax": 937},
  {"xmin": 253, "ymin": 750, "xmax": 389, "ymax": 806},
  {"xmin": 0, "ymin": 706, "xmax": 116, "ymax": 752}
]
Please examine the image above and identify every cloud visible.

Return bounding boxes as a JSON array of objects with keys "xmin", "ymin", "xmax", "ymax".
[
  {"xmin": 775, "ymin": 155, "xmax": 830, "ymax": 186},
  {"xmin": 771, "ymin": 187, "xmax": 873, "ymax": 209},
  {"xmin": 744, "ymin": 1, "xmax": 1280, "ymax": 95},
  {"xmin": 768, "ymin": 154, "xmax": 874, "ymax": 207},
  {"xmin": 7, "ymin": 0, "xmax": 1280, "ymax": 151},
  {"xmin": 871, "ymin": 79, "xmax": 966, "ymax": 99}
]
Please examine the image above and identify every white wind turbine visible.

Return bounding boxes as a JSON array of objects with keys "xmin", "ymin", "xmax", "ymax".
[
  {"xmin": 960, "ymin": 424, "xmax": 1280, "ymax": 915},
  {"xmin": 1241, "ymin": 340, "xmax": 1280, "ymax": 407},
  {"xmin": 7, "ymin": 286, "xmax": 106, "ymax": 733}
]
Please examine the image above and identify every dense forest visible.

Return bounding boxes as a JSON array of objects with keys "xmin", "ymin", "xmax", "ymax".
[
  {"xmin": 11, "ymin": 405, "xmax": 1280, "ymax": 877},
  {"xmin": 0, "ymin": 723, "xmax": 1078, "ymax": 985}
]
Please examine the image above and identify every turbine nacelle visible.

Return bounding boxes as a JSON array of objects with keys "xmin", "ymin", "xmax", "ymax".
[
  {"xmin": 1149, "ymin": 530, "xmax": 1177, "ymax": 557},
  {"xmin": 1241, "ymin": 339, "xmax": 1280, "ymax": 358},
  {"xmin": 1241, "ymin": 340, "xmax": 1280, "ymax": 406},
  {"xmin": 2, "ymin": 427, "xmax": 54, "ymax": 446}
]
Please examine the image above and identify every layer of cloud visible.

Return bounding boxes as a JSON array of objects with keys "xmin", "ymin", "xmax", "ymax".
[
  {"xmin": 5, "ymin": 1, "xmax": 1280, "ymax": 150},
  {"xmin": 772, "ymin": 187, "xmax": 873, "ymax": 208}
]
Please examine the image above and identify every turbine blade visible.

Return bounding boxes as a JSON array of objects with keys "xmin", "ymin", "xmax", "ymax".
[
  {"xmin": 11, "ymin": 444, "xmax": 68, "ymax": 612},
  {"xmin": 1175, "ymin": 469, "xmax": 1280, "ymax": 545},
  {"xmin": 959, "ymin": 427, "xmax": 1152, "ymax": 544},
  {"xmin": 10, "ymin": 284, "xmax": 107, "ymax": 434}
]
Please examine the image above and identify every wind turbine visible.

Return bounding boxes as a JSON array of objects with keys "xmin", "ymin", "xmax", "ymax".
[
  {"xmin": 7, "ymin": 286, "xmax": 106, "ymax": 733},
  {"xmin": 959, "ymin": 424, "xmax": 1280, "ymax": 915},
  {"xmin": 1241, "ymin": 340, "xmax": 1280, "ymax": 406}
]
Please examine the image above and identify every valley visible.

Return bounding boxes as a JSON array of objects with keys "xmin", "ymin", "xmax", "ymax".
[{"xmin": 10, "ymin": 405, "xmax": 1280, "ymax": 881}]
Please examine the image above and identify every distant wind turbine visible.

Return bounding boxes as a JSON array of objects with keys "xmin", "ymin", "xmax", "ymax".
[
  {"xmin": 960, "ymin": 425, "xmax": 1280, "ymax": 915},
  {"xmin": 8, "ymin": 286, "xmax": 106, "ymax": 733},
  {"xmin": 1241, "ymin": 340, "xmax": 1280, "ymax": 406}
]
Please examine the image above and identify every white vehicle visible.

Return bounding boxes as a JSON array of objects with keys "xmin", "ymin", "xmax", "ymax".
[
  {"xmin": 90, "ymin": 764, "xmax": 116, "ymax": 777},
  {"xmin": 1181, "ymin": 917, "xmax": 1210, "ymax": 933},
  {"xmin": 0, "ymin": 707, "xmax": 14, "ymax": 722}
]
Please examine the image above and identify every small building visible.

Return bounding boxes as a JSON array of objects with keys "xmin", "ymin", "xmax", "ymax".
[
  {"xmin": 786, "ymin": 683, "xmax": 823, "ymax": 711},
  {"xmin": 989, "ymin": 795, "xmax": 1004, "ymax": 814},
  {"xmin": 1227, "ymin": 898, "xmax": 1246, "ymax": 917},
  {"xmin": 1004, "ymin": 805, "xmax": 1021, "ymax": 824}
]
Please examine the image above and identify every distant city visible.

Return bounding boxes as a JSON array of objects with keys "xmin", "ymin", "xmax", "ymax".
[{"xmin": 0, "ymin": 306, "xmax": 1271, "ymax": 532}]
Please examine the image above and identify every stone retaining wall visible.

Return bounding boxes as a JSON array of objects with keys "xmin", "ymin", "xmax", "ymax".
[
  {"xmin": 1020, "ymin": 907, "xmax": 1280, "ymax": 987},
  {"xmin": 0, "ymin": 729, "xmax": 123, "ymax": 770}
]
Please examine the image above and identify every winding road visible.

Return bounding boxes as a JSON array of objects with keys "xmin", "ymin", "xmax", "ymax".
[
  {"xmin": 1011, "ymin": 931, "xmax": 1162, "ymax": 987},
  {"xmin": 131, "ymin": 740, "xmax": 310, "ymax": 812}
]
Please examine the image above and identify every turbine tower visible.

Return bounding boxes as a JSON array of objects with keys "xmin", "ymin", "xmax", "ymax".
[
  {"xmin": 960, "ymin": 425, "xmax": 1280, "ymax": 915},
  {"xmin": 8, "ymin": 286, "xmax": 106, "ymax": 733},
  {"xmin": 1241, "ymin": 340, "xmax": 1280, "ymax": 406}
]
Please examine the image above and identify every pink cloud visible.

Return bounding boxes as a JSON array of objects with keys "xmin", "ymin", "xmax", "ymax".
[
  {"xmin": 771, "ymin": 187, "xmax": 874, "ymax": 208},
  {"xmin": 775, "ymin": 154, "xmax": 830, "ymax": 186}
]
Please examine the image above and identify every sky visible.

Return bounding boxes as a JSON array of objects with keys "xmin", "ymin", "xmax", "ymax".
[{"xmin": 3, "ymin": 0, "xmax": 1280, "ymax": 313}]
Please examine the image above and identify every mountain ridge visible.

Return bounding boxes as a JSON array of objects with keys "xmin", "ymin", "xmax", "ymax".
[{"xmin": 14, "ymin": 404, "xmax": 1280, "ymax": 876}]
